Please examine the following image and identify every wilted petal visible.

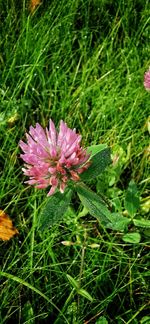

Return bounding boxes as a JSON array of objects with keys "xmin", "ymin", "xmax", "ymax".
[
  {"xmin": 59, "ymin": 182, "xmax": 66, "ymax": 193},
  {"xmin": 70, "ymin": 170, "xmax": 80, "ymax": 181}
]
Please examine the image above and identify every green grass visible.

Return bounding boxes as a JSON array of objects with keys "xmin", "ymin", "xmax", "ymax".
[{"xmin": 0, "ymin": 0, "xmax": 150, "ymax": 323}]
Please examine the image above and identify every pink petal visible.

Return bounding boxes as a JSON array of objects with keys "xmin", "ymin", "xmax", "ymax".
[
  {"xmin": 47, "ymin": 185, "xmax": 57, "ymax": 196},
  {"xmin": 144, "ymin": 70, "xmax": 150, "ymax": 90},
  {"xmin": 49, "ymin": 176, "xmax": 58, "ymax": 186},
  {"xmin": 49, "ymin": 119, "xmax": 57, "ymax": 145}
]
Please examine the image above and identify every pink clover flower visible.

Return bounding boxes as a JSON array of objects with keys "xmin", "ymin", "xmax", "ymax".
[{"xmin": 19, "ymin": 120, "xmax": 91, "ymax": 195}]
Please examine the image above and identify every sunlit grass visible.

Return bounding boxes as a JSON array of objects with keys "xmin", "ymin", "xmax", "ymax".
[{"xmin": 0, "ymin": 0, "xmax": 149, "ymax": 322}]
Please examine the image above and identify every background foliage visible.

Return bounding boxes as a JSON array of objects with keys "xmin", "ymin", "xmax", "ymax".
[{"xmin": 0, "ymin": 0, "xmax": 149, "ymax": 323}]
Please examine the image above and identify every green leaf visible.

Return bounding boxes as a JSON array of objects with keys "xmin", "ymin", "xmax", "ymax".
[
  {"xmin": 66, "ymin": 275, "xmax": 93, "ymax": 301},
  {"xmin": 66, "ymin": 274, "xmax": 79, "ymax": 290},
  {"xmin": 87, "ymin": 144, "xmax": 107, "ymax": 157},
  {"xmin": 105, "ymin": 213, "xmax": 130, "ymax": 231},
  {"xmin": 76, "ymin": 184, "xmax": 130, "ymax": 231},
  {"xmin": 22, "ymin": 301, "xmax": 34, "ymax": 324},
  {"xmin": 124, "ymin": 180, "xmax": 140, "ymax": 217},
  {"xmin": 78, "ymin": 288, "xmax": 93, "ymax": 302},
  {"xmin": 38, "ymin": 190, "xmax": 72, "ymax": 230},
  {"xmin": 143, "ymin": 229, "xmax": 150, "ymax": 237},
  {"xmin": 96, "ymin": 316, "xmax": 108, "ymax": 324},
  {"xmin": 76, "ymin": 184, "xmax": 112, "ymax": 226},
  {"xmin": 80, "ymin": 146, "xmax": 111, "ymax": 181},
  {"xmin": 133, "ymin": 218, "xmax": 150, "ymax": 228},
  {"xmin": 122, "ymin": 232, "xmax": 141, "ymax": 243},
  {"xmin": 140, "ymin": 316, "xmax": 150, "ymax": 324}
]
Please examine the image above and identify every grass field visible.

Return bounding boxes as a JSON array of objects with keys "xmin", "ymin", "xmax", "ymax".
[{"xmin": 0, "ymin": 0, "xmax": 150, "ymax": 323}]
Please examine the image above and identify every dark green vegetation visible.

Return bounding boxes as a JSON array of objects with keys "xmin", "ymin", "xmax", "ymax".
[{"xmin": 0, "ymin": 0, "xmax": 150, "ymax": 323}]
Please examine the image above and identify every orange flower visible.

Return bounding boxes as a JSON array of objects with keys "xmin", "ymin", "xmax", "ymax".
[
  {"xmin": 29, "ymin": 0, "xmax": 41, "ymax": 13},
  {"xmin": 0, "ymin": 210, "xmax": 18, "ymax": 241}
]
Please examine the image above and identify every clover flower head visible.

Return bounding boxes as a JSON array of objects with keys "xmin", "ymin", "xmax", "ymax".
[
  {"xmin": 19, "ymin": 120, "xmax": 91, "ymax": 195},
  {"xmin": 144, "ymin": 69, "xmax": 150, "ymax": 90}
]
